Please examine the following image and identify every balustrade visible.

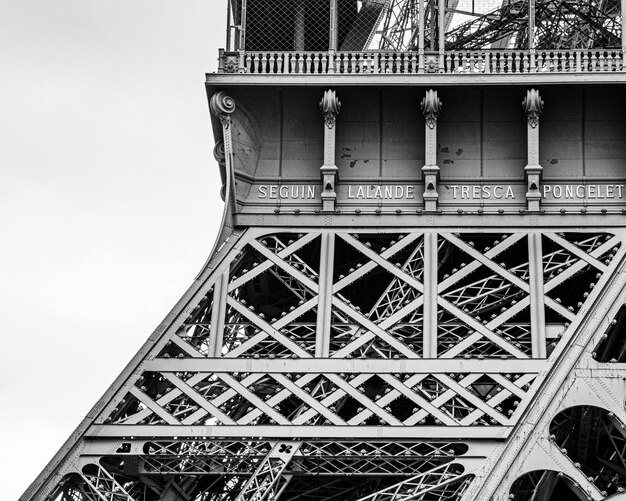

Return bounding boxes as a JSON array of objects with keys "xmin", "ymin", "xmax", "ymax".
[{"xmin": 221, "ymin": 49, "xmax": 624, "ymax": 75}]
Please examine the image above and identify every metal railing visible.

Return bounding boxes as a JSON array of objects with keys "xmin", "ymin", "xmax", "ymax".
[{"xmin": 218, "ymin": 49, "xmax": 625, "ymax": 75}]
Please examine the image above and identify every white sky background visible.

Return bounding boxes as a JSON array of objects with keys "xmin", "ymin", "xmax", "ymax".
[{"xmin": 0, "ymin": 1, "xmax": 226, "ymax": 498}]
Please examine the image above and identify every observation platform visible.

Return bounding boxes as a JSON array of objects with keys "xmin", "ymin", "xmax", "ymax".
[{"xmin": 212, "ymin": 48, "xmax": 626, "ymax": 86}]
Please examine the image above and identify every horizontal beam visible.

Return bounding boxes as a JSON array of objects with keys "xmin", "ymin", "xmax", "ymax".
[
  {"xmin": 88, "ymin": 425, "xmax": 512, "ymax": 439},
  {"xmin": 207, "ymin": 72, "xmax": 626, "ymax": 87},
  {"xmin": 233, "ymin": 213, "xmax": 626, "ymax": 228},
  {"xmin": 78, "ymin": 439, "xmax": 498, "ymax": 458},
  {"xmin": 144, "ymin": 358, "xmax": 548, "ymax": 373}
]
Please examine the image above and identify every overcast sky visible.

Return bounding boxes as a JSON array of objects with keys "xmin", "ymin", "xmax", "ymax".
[{"xmin": 1, "ymin": 2, "xmax": 226, "ymax": 497}]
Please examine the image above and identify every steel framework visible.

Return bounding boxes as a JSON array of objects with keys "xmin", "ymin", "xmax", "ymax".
[
  {"xmin": 226, "ymin": 0, "xmax": 624, "ymax": 52},
  {"xmin": 21, "ymin": 225, "xmax": 626, "ymax": 500},
  {"xmin": 19, "ymin": 2, "xmax": 626, "ymax": 501}
]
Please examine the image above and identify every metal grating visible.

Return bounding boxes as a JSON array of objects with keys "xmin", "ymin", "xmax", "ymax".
[{"xmin": 244, "ymin": 0, "xmax": 331, "ymax": 51}]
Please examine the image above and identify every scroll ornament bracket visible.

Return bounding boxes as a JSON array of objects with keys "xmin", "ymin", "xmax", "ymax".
[
  {"xmin": 320, "ymin": 89, "xmax": 341, "ymax": 129},
  {"xmin": 210, "ymin": 91, "xmax": 236, "ymax": 130},
  {"xmin": 421, "ymin": 89, "xmax": 442, "ymax": 129},
  {"xmin": 523, "ymin": 89, "xmax": 544, "ymax": 128},
  {"xmin": 213, "ymin": 140, "xmax": 227, "ymax": 201}
]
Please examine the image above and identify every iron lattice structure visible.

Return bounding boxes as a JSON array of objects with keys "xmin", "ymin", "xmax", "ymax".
[
  {"xmin": 226, "ymin": 0, "xmax": 622, "ymax": 52},
  {"xmin": 20, "ymin": 2, "xmax": 626, "ymax": 500},
  {"xmin": 22, "ymin": 227, "xmax": 626, "ymax": 501}
]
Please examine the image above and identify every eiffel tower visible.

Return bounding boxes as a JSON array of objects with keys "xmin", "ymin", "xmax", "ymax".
[{"xmin": 21, "ymin": 1, "xmax": 626, "ymax": 500}]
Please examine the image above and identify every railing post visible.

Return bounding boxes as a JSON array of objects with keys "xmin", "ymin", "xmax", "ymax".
[
  {"xmin": 218, "ymin": 48, "xmax": 225, "ymax": 73},
  {"xmin": 438, "ymin": 0, "xmax": 445, "ymax": 72},
  {"xmin": 529, "ymin": 0, "xmax": 536, "ymax": 72},
  {"xmin": 239, "ymin": 0, "xmax": 247, "ymax": 51},
  {"xmin": 622, "ymin": 0, "xmax": 626, "ymax": 68},
  {"xmin": 238, "ymin": 50, "xmax": 246, "ymax": 73},
  {"xmin": 329, "ymin": 0, "xmax": 338, "ymax": 51},
  {"xmin": 418, "ymin": 0, "xmax": 425, "ymax": 73}
]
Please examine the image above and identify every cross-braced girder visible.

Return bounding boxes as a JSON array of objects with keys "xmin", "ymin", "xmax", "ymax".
[{"xmin": 27, "ymin": 228, "xmax": 626, "ymax": 501}]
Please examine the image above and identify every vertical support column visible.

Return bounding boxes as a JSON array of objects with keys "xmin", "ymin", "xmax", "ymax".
[
  {"xmin": 226, "ymin": 0, "xmax": 232, "ymax": 52},
  {"xmin": 294, "ymin": 0, "xmax": 306, "ymax": 51},
  {"xmin": 438, "ymin": 0, "xmax": 445, "ymax": 72},
  {"xmin": 418, "ymin": 0, "xmax": 425, "ymax": 73},
  {"xmin": 423, "ymin": 232, "xmax": 438, "ymax": 358},
  {"xmin": 622, "ymin": 0, "xmax": 626, "ymax": 67},
  {"xmin": 238, "ymin": 0, "xmax": 247, "ymax": 70},
  {"xmin": 522, "ymin": 89, "xmax": 544, "ymax": 212},
  {"xmin": 421, "ymin": 90, "xmax": 442, "ymax": 212},
  {"xmin": 529, "ymin": 0, "xmax": 536, "ymax": 70},
  {"xmin": 209, "ymin": 271, "xmax": 230, "ymax": 357},
  {"xmin": 329, "ymin": 0, "xmax": 338, "ymax": 51},
  {"xmin": 320, "ymin": 90, "xmax": 341, "ymax": 212},
  {"xmin": 316, "ymin": 233, "xmax": 335, "ymax": 357},
  {"xmin": 528, "ymin": 233, "xmax": 546, "ymax": 358}
]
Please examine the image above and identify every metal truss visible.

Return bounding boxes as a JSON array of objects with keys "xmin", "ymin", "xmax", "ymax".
[
  {"xmin": 58, "ymin": 465, "xmax": 139, "ymax": 501},
  {"xmin": 446, "ymin": 0, "xmax": 621, "ymax": 50},
  {"xmin": 27, "ymin": 229, "xmax": 625, "ymax": 501},
  {"xmin": 226, "ymin": 0, "xmax": 621, "ymax": 53},
  {"xmin": 355, "ymin": 463, "xmax": 472, "ymax": 501}
]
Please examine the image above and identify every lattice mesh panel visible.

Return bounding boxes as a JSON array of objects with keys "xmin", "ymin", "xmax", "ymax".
[
  {"xmin": 446, "ymin": 0, "xmax": 621, "ymax": 50},
  {"xmin": 245, "ymin": 0, "xmax": 331, "ymax": 51}
]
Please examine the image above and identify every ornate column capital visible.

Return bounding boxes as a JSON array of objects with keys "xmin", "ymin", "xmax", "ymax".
[
  {"xmin": 320, "ymin": 89, "xmax": 341, "ymax": 129},
  {"xmin": 522, "ymin": 88, "xmax": 544, "ymax": 128},
  {"xmin": 210, "ymin": 92, "xmax": 236, "ymax": 129},
  {"xmin": 420, "ymin": 89, "xmax": 442, "ymax": 129}
]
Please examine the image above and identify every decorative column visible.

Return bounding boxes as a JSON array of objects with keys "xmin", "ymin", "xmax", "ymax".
[
  {"xmin": 210, "ymin": 91, "xmax": 236, "ymax": 136},
  {"xmin": 320, "ymin": 90, "xmax": 341, "ymax": 212},
  {"xmin": 421, "ymin": 90, "xmax": 442, "ymax": 212},
  {"xmin": 209, "ymin": 91, "xmax": 237, "ymax": 251},
  {"xmin": 522, "ymin": 89, "xmax": 544, "ymax": 212}
]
